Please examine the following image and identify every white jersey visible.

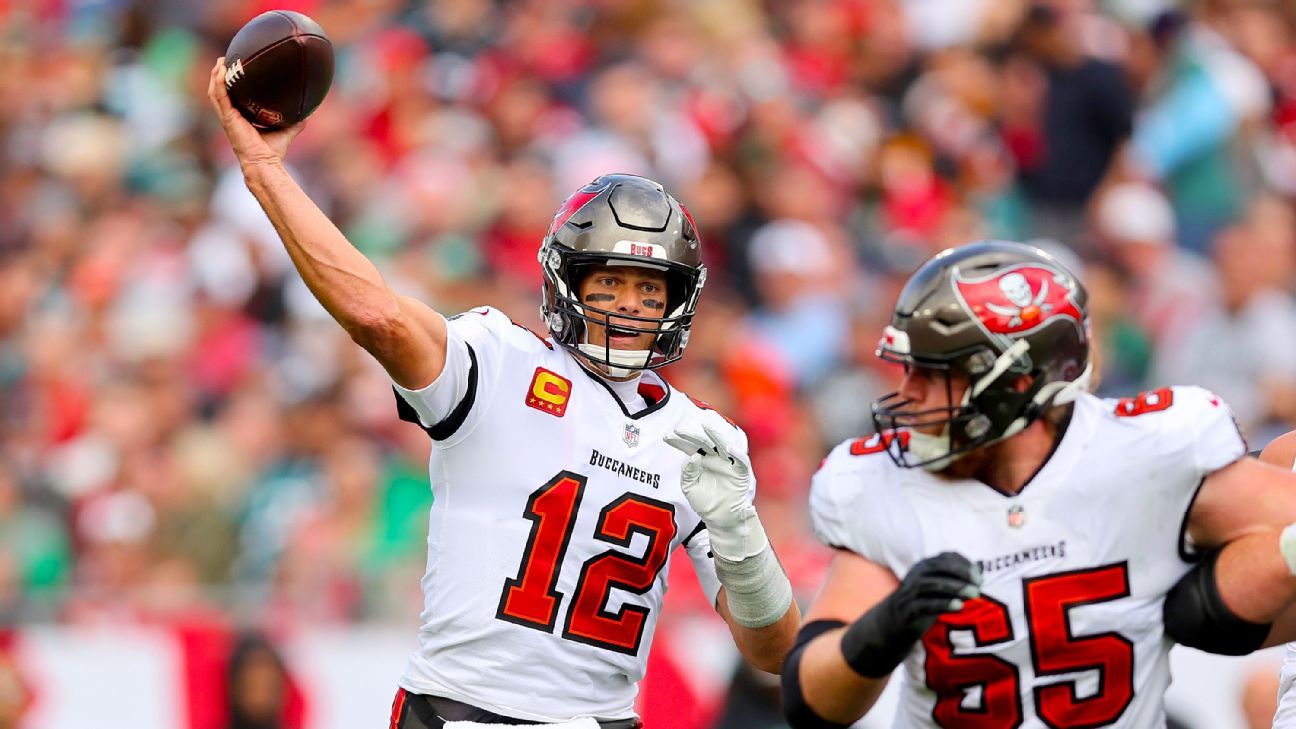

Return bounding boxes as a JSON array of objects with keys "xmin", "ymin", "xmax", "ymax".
[
  {"xmin": 811, "ymin": 386, "xmax": 1246, "ymax": 728},
  {"xmin": 391, "ymin": 306, "xmax": 740, "ymax": 722},
  {"xmin": 1276, "ymin": 450, "xmax": 1296, "ymax": 729}
]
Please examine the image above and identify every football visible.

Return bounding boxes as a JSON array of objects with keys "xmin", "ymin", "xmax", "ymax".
[{"xmin": 223, "ymin": 10, "xmax": 333, "ymax": 130}]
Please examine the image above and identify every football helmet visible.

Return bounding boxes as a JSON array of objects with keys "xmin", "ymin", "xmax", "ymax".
[
  {"xmin": 539, "ymin": 174, "xmax": 706, "ymax": 377},
  {"xmin": 872, "ymin": 240, "xmax": 1091, "ymax": 470}
]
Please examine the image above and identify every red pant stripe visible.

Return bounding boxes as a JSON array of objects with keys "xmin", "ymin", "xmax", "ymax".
[{"xmin": 388, "ymin": 688, "xmax": 408, "ymax": 729}]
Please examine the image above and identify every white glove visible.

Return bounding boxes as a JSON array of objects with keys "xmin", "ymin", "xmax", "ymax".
[{"xmin": 664, "ymin": 425, "xmax": 768, "ymax": 561}]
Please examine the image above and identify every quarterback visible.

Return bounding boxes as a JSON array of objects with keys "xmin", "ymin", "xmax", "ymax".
[
  {"xmin": 207, "ymin": 61, "xmax": 799, "ymax": 728},
  {"xmin": 782, "ymin": 241, "xmax": 1296, "ymax": 728}
]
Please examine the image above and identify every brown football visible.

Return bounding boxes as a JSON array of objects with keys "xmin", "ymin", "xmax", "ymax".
[{"xmin": 223, "ymin": 10, "xmax": 333, "ymax": 130}]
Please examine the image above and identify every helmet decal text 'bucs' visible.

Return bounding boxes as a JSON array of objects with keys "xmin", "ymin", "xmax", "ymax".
[{"xmin": 952, "ymin": 264, "xmax": 1084, "ymax": 338}]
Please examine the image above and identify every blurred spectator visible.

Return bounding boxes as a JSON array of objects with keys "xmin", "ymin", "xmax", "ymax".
[
  {"xmin": 1123, "ymin": 4, "xmax": 1272, "ymax": 253},
  {"xmin": 0, "ymin": 649, "xmax": 31, "ymax": 729},
  {"xmin": 743, "ymin": 219, "xmax": 850, "ymax": 387},
  {"xmin": 1081, "ymin": 259, "xmax": 1150, "ymax": 396},
  {"xmin": 226, "ymin": 632, "xmax": 304, "ymax": 729},
  {"xmin": 1151, "ymin": 203, "xmax": 1296, "ymax": 441},
  {"xmin": 65, "ymin": 488, "xmax": 157, "ymax": 623},
  {"xmin": 1092, "ymin": 181, "xmax": 1215, "ymax": 351},
  {"xmin": 1005, "ymin": 3, "xmax": 1135, "ymax": 246},
  {"xmin": 0, "ymin": 461, "xmax": 70, "ymax": 619}
]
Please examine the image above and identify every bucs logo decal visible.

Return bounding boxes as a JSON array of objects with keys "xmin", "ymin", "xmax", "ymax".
[{"xmin": 952, "ymin": 264, "xmax": 1082, "ymax": 336}]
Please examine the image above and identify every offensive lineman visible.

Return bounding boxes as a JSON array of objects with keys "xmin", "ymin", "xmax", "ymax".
[
  {"xmin": 207, "ymin": 61, "xmax": 799, "ymax": 728},
  {"xmin": 782, "ymin": 241, "xmax": 1296, "ymax": 728},
  {"xmin": 1237, "ymin": 430, "xmax": 1296, "ymax": 728}
]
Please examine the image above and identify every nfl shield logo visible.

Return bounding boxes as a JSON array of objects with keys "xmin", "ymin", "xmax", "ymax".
[
  {"xmin": 1007, "ymin": 505, "xmax": 1026, "ymax": 528},
  {"xmin": 623, "ymin": 423, "xmax": 640, "ymax": 448}
]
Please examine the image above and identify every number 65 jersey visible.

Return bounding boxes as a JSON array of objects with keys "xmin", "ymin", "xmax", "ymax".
[
  {"xmin": 810, "ymin": 387, "xmax": 1246, "ymax": 728},
  {"xmin": 391, "ymin": 307, "xmax": 743, "ymax": 723}
]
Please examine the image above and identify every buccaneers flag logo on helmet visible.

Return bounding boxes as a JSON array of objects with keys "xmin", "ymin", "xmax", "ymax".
[{"xmin": 952, "ymin": 264, "xmax": 1083, "ymax": 336}]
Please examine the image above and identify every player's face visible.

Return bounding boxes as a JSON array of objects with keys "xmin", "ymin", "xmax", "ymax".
[
  {"xmin": 578, "ymin": 265, "xmax": 670, "ymax": 351},
  {"xmin": 896, "ymin": 364, "xmax": 970, "ymax": 436}
]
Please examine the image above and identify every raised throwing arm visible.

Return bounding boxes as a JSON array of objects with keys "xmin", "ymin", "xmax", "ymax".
[{"xmin": 206, "ymin": 58, "xmax": 447, "ymax": 389}]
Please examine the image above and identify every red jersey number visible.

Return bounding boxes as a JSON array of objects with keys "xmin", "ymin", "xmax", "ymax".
[
  {"xmin": 923, "ymin": 562, "xmax": 1135, "ymax": 728},
  {"xmin": 496, "ymin": 471, "xmax": 676, "ymax": 654},
  {"xmin": 1114, "ymin": 388, "xmax": 1174, "ymax": 417}
]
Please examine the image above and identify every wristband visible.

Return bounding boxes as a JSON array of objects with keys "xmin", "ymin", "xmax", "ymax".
[{"xmin": 714, "ymin": 544, "xmax": 793, "ymax": 628}]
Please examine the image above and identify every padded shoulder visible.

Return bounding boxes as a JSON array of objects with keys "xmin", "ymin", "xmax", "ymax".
[
  {"xmin": 809, "ymin": 433, "xmax": 913, "ymax": 556},
  {"xmin": 677, "ymin": 394, "xmax": 748, "ymax": 455},
  {"xmin": 447, "ymin": 306, "xmax": 555, "ymax": 355},
  {"xmin": 1097, "ymin": 386, "xmax": 1247, "ymax": 475}
]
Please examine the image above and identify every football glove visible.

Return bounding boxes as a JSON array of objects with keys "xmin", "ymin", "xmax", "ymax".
[
  {"xmin": 841, "ymin": 552, "xmax": 982, "ymax": 678},
  {"xmin": 664, "ymin": 425, "xmax": 766, "ymax": 561}
]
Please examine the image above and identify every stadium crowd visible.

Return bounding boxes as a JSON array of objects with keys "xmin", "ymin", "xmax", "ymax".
[{"xmin": 1, "ymin": 0, "xmax": 1296, "ymax": 725}]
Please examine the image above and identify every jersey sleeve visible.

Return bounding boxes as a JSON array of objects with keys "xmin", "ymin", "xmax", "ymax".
[
  {"xmin": 391, "ymin": 306, "xmax": 528, "ymax": 445},
  {"xmin": 393, "ymin": 325, "xmax": 475, "ymax": 437},
  {"xmin": 1111, "ymin": 386, "xmax": 1248, "ymax": 560},
  {"xmin": 1129, "ymin": 386, "xmax": 1247, "ymax": 476},
  {"xmin": 682, "ymin": 523, "xmax": 722, "ymax": 606},
  {"xmin": 808, "ymin": 439, "xmax": 874, "ymax": 556},
  {"xmin": 1181, "ymin": 387, "xmax": 1248, "ymax": 474}
]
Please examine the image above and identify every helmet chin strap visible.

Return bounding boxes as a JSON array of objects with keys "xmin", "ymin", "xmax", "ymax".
[
  {"xmin": 573, "ymin": 302, "xmax": 655, "ymax": 379},
  {"xmin": 909, "ymin": 429, "xmax": 959, "ymax": 472},
  {"xmin": 574, "ymin": 327, "xmax": 647, "ymax": 379},
  {"xmin": 576, "ymin": 341, "xmax": 651, "ymax": 379}
]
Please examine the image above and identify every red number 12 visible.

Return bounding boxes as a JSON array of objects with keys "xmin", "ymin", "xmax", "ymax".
[{"xmin": 496, "ymin": 471, "xmax": 677, "ymax": 655}]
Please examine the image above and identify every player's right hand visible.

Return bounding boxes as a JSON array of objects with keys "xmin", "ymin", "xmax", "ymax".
[
  {"xmin": 839, "ymin": 552, "xmax": 981, "ymax": 678},
  {"xmin": 888, "ymin": 552, "xmax": 982, "ymax": 631},
  {"xmin": 207, "ymin": 57, "xmax": 304, "ymax": 171}
]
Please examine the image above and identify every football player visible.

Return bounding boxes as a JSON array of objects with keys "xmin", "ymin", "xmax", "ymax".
[
  {"xmin": 1266, "ymin": 428, "xmax": 1296, "ymax": 729},
  {"xmin": 207, "ymin": 62, "xmax": 799, "ymax": 729},
  {"xmin": 1266, "ymin": 429, "xmax": 1296, "ymax": 729},
  {"xmin": 782, "ymin": 240, "xmax": 1296, "ymax": 728},
  {"xmin": 1188, "ymin": 429, "xmax": 1296, "ymax": 729}
]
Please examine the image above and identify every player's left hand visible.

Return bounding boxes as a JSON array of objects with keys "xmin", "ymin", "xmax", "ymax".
[{"xmin": 664, "ymin": 425, "xmax": 766, "ymax": 561}]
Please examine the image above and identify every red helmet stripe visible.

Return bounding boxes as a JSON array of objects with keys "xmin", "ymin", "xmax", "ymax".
[
  {"xmin": 547, "ymin": 190, "xmax": 600, "ymax": 237},
  {"xmin": 679, "ymin": 202, "xmax": 698, "ymax": 235}
]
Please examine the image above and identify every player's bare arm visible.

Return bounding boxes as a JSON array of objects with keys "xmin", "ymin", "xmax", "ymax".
[
  {"xmin": 1164, "ymin": 456, "xmax": 1296, "ymax": 653},
  {"xmin": 784, "ymin": 551, "xmax": 898, "ymax": 723},
  {"xmin": 207, "ymin": 58, "xmax": 447, "ymax": 389},
  {"xmin": 781, "ymin": 551, "xmax": 979, "ymax": 727},
  {"xmin": 1262, "ymin": 431, "xmax": 1296, "ymax": 470},
  {"xmin": 715, "ymin": 589, "xmax": 799, "ymax": 674}
]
